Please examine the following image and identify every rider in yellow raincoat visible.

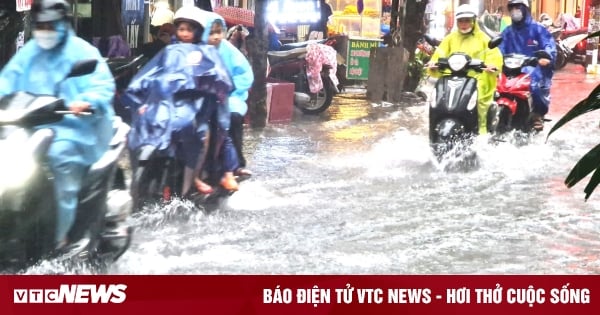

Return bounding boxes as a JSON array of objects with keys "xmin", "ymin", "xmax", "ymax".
[{"xmin": 428, "ymin": 4, "xmax": 503, "ymax": 135}]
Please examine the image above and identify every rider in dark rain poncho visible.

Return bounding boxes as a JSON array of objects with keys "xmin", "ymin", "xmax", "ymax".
[
  {"xmin": 123, "ymin": 6, "xmax": 233, "ymax": 196},
  {"xmin": 499, "ymin": 0, "xmax": 556, "ymax": 131}
]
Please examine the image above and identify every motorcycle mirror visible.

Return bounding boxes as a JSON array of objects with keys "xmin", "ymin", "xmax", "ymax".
[
  {"xmin": 488, "ymin": 37, "xmax": 502, "ymax": 49},
  {"xmin": 534, "ymin": 50, "xmax": 552, "ymax": 60},
  {"xmin": 66, "ymin": 59, "xmax": 98, "ymax": 78},
  {"xmin": 54, "ymin": 59, "xmax": 98, "ymax": 95},
  {"xmin": 423, "ymin": 34, "xmax": 441, "ymax": 47}
]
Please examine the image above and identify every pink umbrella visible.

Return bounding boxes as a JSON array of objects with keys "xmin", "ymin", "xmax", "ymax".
[{"xmin": 214, "ymin": 7, "xmax": 255, "ymax": 27}]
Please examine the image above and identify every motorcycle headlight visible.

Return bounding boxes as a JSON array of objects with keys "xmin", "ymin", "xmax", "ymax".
[
  {"xmin": 0, "ymin": 130, "xmax": 37, "ymax": 192},
  {"xmin": 448, "ymin": 54, "xmax": 469, "ymax": 71},
  {"xmin": 504, "ymin": 57, "xmax": 523, "ymax": 69}
]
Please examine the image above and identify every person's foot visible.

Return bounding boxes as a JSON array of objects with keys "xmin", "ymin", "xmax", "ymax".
[
  {"xmin": 194, "ymin": 179, "xmax": 214, "ymax": 194},
  {"xmin": 234, "ymin": 167, "xmax": 253, "ymax": 177},
  {"xmin": 220, "ymin": 172, "xmax": 239, "ymax": 191},
  {"xmin": 531, "ymin": 113, "xmax": 544, "ymax": 131}
]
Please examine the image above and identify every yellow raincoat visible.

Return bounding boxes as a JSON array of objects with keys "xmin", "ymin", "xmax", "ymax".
[{"xmin": 428, "ymin": 22, "xmax": 503, "ymax": 134}]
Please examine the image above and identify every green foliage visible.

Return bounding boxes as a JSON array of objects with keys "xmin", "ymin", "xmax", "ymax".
[{"xmin": 547, "ymin": 79, "xmax": 600, "ymax": 200}]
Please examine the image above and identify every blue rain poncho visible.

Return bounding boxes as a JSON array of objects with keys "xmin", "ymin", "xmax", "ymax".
[
  {"xmin": 123, "ymin": 43, "xmax": 233, "ymax": 168},
  {"xmin": 0, "ymin": 29, "xmax": 115, "ymax": 166},
  {"xmin": 201, "ymin": 12, "xmax": 254, "ymax": 116},
  {"xmin": 499, "ymin": 4, "xmax": 556, "ymax": 115}
]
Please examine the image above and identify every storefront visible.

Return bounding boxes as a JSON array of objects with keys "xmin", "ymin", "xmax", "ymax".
[{"xmin": 328, "ymin": 0, "xmax": 383, "ymax": 80}]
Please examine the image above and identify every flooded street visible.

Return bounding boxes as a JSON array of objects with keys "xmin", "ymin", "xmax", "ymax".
[{"xmin": 26, "ymin": 65, "xmax": 600, "ymax": 275}]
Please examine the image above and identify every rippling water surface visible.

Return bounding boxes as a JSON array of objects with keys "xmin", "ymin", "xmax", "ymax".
[{"xmin": 24, "ymin": 84, "xmax": 600, "ymax": 275}]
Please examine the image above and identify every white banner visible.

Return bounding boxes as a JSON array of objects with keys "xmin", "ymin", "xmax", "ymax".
[{"xmin": 16, "ymin": 0, "xmax": 33, "ymax": 12}]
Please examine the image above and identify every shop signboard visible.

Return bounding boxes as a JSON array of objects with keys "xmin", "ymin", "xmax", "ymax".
[
  {"xmin": 346, "ymin": 38, "xmax": 380, "ymax": 80},
  {"xmin": 16, "ymin": 0, "xmax": 32, "ymax": 12},
  {"xmin": 122, "ymin": 0, "xmax": 145, "ymax": 49}
]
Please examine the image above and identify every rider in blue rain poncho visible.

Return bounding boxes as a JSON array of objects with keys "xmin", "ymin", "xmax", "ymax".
[
  {"xmin": 124, "ymin": 6, "xmax": 233, "ymax": 196},
  {"xmin": 202, "ymin": 11, "xmax": 254, "ymax": 190},
  {"xmin": 0, "ymin": 0, "xmax": 115, "ymax": 247},
  {"xmin": 499, "ymin": 0, "xmax": 556, "ymax": 131}
]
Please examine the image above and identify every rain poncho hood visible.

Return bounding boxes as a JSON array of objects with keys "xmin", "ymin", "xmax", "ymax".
[
  {"xmin": 123, "ymin": 43, "xmax": 234, "ymax": 153},
  {"xmin": 429, "ymin": 19, "xmax": 503, "ymax": 134},
  {"xmin": 0, "ymin": 28, "xmax": 115, "ymax": 165},
  {"xmin": 202, "ymin": 12, "xmax": 254, "ymax": 116}
]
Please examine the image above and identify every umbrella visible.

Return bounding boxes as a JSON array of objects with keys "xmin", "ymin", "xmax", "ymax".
[{"xmin": 214, "ymin": 7, "xmax": 255, "ymax": 27}]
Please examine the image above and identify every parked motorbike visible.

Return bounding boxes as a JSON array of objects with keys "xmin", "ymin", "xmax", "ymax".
[
  {"xmin": 555, "ymin": 28, "xmax": 588, "ymax": 69},
  {"xmin": 0, "ymin": 59, "xmax": 132, "ymax": 271},
  {"xmin": 267, "ymin": 39, "xmax": 338, "ymax": 114},
  {"xmin": 539, "ymin": 14, "xmax": 587, "ymax": 70},
  {"xmin": 495, "ymin": 50, "xmax": 553, "ymax": 134},
  {"xmin": 427, "ymin": 37, "xmax": 502, "ymax": 158}
]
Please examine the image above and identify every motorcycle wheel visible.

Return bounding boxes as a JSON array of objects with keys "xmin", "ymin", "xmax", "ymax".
[
  {"xmin": 295, "ymin": 75, "xmax": 334, "ymax": 115},
  {"xmin": 496, "ymin": 106, "xmax": 512, "ymax": 134},
  {"xmin": 555, "ymin": 51, "xmax": 568, "ymax": 70}
]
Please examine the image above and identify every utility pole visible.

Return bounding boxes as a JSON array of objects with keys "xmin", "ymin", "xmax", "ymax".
[{"xmin": 247, "ymin": 0, "xmax": 269, "ymax": 128}]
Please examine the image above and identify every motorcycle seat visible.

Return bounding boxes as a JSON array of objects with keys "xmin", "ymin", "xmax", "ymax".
[
  {"xmin": 267, "ymin": 47, "xmax": 307, "ymax": 64},
  {"xmin": 561, "ymin": 28, "xmax": 588, "ymax": 37}
]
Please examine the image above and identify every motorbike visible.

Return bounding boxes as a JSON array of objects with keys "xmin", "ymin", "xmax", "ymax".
[
  {"xmin": 555, "ymin": 28, "xmax": 588, "ymax": 69},
  {"xmin": 539, "ymin": 14, "xmax": 588, "ymax": 70},
  {"xmin": 427, "ymin": 37, "xmax": 502, "ymax": 159},
  {"xmin": 494, "ymin": 50, "xmax": 553, "ymax": 134},
  {"xmin": 129, "ymin": 120, "xmax": 241, "ymax": 213},
  {"xmin": 0, "ymin": 59, "xmax": 132, "ymax": 272},
  {"xmin": 267, "ymin": 39, "xmax": 338, "ymax": 115},
  {"xmin": 126, "ymin": 47, "xmax": 240, "ymax": 213}
]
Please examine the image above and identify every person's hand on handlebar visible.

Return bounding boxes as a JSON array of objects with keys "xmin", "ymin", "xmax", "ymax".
[
  {"xmin": 69, "ymin": 101, "xmax": 91, "ymax": 116},
  {"xmin": 425, "ymin": 62, "xmax": 438, "ymax": 69},
  {"xmin": 538, "ymin": 58, "xmax": 551, "ymax": 66},
  {"xmin": 483, "ymin": 65, "xmax": 498, "ymax": 73}
]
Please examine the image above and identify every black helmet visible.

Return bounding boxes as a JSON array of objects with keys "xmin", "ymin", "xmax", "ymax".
[
  {"xmin": 507, "ymin": 0, "xmax": 529, "ymax": 8},
  {"xmin": 31, "ymin": 0, "xmax": 70, "ymax": 23}
]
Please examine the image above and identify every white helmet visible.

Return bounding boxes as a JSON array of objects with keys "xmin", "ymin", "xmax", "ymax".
[
  {"xmin": 455, "ymin": 4, "xmax": 477, "ymax": 20},
  {"xmin": 173, "ymin": 6, "xmax": 206, "ymax": 28},
  {"xmin": 151, "ymin": 2, "xmax": 174, "ymax": 26},
  {"xmin": 539, "ymin": 13, "xmax": 552, "ymax": 27}
]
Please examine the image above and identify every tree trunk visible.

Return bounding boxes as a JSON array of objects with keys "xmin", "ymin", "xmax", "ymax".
[
  {"xmin": 402, "ymin": 0, "xmax": 428, "ymax": 92},
  {"xmin": 247, "ymin": 0, "xmax": 269, "ymax": 128}
]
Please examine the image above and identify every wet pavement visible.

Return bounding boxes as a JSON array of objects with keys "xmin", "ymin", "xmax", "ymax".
[{"xmin": 24, "ymin": 63, "xmax": 600, "ymax": 275}]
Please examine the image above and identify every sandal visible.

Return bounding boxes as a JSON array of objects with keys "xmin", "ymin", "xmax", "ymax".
[
  {"xmin": 531, "ymin": 113, "xmax": 544, "ymax": 131},
  {"xmin": 195, "ymin": 179, "xmax": 214, "ymax": 194},
  {"xmin": 220, "ymin": 172, "xmax": 239, "ymax": 191},
  {"xmin": 234, "ymin": 167, "xmax": 253, "ymax": 177}
]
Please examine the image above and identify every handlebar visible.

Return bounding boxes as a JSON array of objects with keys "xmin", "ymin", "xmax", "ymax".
[{"xmin": 55, "ymin": 110, "xmax": 94, "ymax": 116}]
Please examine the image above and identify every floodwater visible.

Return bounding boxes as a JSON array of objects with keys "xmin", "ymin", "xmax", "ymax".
[{"xmin": 25, "ymin": 70, "xmax": 600, "ymax": 275}]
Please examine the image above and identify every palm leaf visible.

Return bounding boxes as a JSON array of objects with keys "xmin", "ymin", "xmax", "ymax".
[
  {"xmin": 587, "ymin": 30, "xmax": 600, "ymax": 39},
  {"xmin": 547, "ymin": 83, "xmax": 600, "ymax": 140},
  {"xmin": 564, "ymin": 142, "xmax": 600, "ymax": 189},
  {"xmin": 583, "ymin": 167, "xmax": 600, "ymax": 201}
]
